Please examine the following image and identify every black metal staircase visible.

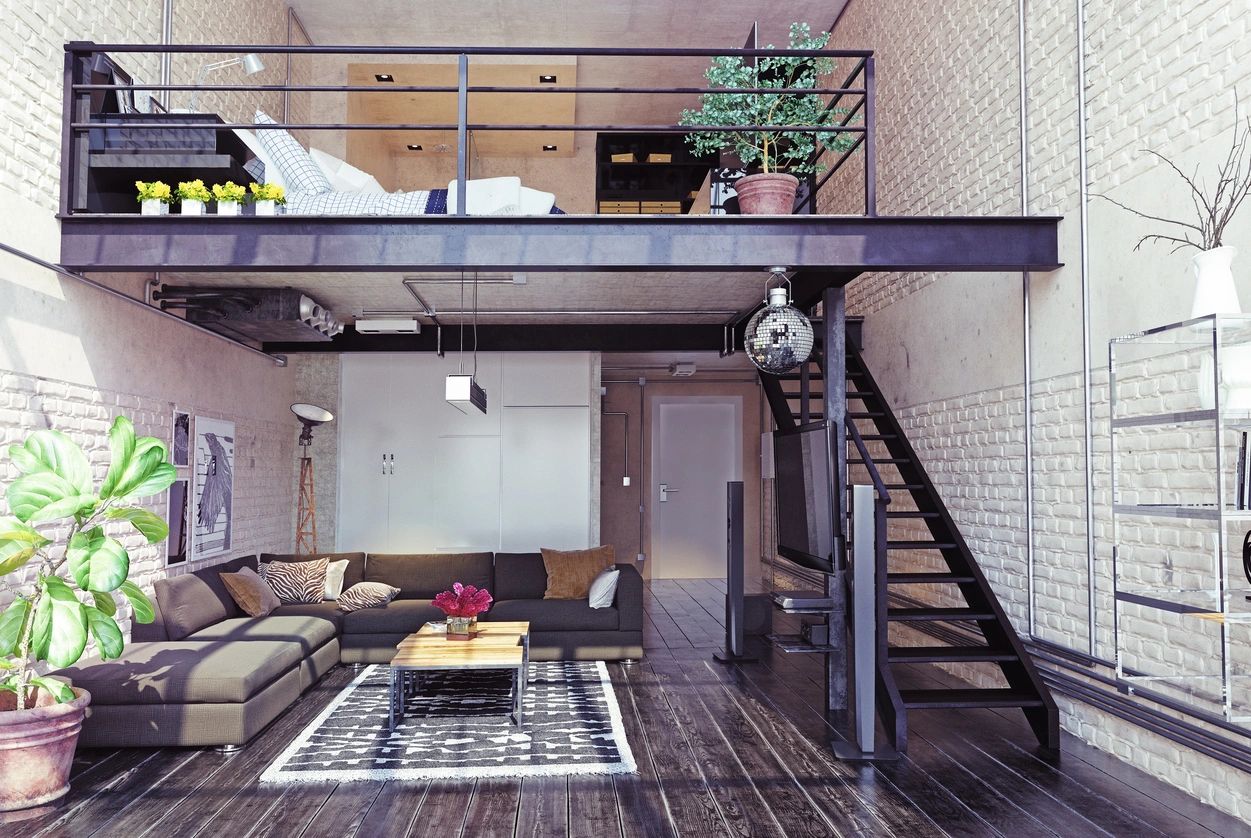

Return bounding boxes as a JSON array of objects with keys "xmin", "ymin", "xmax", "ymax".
[{"xmin": 762, "ymin": 333, "xmax": 1059, "ymax": 753}]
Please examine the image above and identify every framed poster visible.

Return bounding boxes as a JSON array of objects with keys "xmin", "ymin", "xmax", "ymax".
[
  {"xmin": 166, "ymin": 478, "xmax": 189, "ymax": 566},
  {"xmin": 192, "ymin": 417, "xmax": 234, "ymax": 559},
  {"xmin": 172, "ymin": 410, "xmax": 191, "ymax": 467}
]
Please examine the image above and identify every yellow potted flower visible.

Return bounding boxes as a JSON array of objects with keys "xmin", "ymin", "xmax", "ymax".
[
  {"xmin": 212, "ymin": 182, "xmax": 247, "ymax": 216},
  {"xmin": 249, "ymin": 182, "xmax": 286, "ymax": 216},
  {"xmin": 135, "ymin": 180, "xmax": 171, "ymax": 216},
  {"xmin": 175, "ymin": 180, "xmax": 212, "ymax": 216}
]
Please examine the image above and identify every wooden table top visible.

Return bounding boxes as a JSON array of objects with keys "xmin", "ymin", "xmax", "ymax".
[{"xmin": 390, "ymin": 621, "xmax": 530, "ymax": 668}]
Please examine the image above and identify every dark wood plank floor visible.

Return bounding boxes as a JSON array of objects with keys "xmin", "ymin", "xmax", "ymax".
[{"xmin": 5, "ymin": 579, "xmax": 1246, "ymax": 837}]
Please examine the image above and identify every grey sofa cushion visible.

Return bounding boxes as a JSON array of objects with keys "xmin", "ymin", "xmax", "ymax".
[
  {"xmin": 154, "ymin": 554, "xmax": 255, "ymax": 640},
  {"xmin": 485, "ymin": 599, "xmax": 619, "ymax": 632},
  {"xmin": 260, "ymin": 551, "xmax": 367, "ymax": 590},
  {"xmin": 272, "ymin": 601, "xmax": 345, "ymax": 631},
  {"xmin": 58, "ymin": 640, "xmax": 300, "ymax": 704},
  {"xmin": 186, "ymin": 615, "xmax": 337, "ymax": 655},
  {"xmin": 493, "ymin": 552, "xmax": 548, "ymax": 600},
  {"xmin": 364, "ymin": 552, "xmax": 493, "ymax": 599},
  {"xmin": 341, "ymin": 599, "xmax": 445, "ymax": 634}
]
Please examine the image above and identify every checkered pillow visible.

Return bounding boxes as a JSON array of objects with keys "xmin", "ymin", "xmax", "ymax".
[
  {"xmin": 253, "ymin": 110, "xmax": 331, "ymax": 194},
  {"xmin": 286, "ymin": 189, "xmax": 432, "ymax": 215}
]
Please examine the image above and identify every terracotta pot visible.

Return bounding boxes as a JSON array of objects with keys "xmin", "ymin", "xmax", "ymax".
[
  {"xmin": 0, "ymin": 687, "xmax": 91, "ymax": 812},
  {"xmin": 734, "ymin": 172, "xmax": 800, "ymax": 214}
]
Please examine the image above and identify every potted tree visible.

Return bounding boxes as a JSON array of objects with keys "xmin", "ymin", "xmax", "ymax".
[
  {"xmin": 0, "ymin": 417, "xmax": 174, "ymax": 811},
  {"xmin": 680, "ymin": 22, "xmax": 857, "ymax": 214}
]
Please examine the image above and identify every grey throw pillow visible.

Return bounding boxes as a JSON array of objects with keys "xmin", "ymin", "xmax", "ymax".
[
  {"xmin": 338, "ymin": 581, "xmax": 401, "ymax": 612},
  {"xmin": 588, "ymin": 567, "xmax": 620, "ymax": 609}
]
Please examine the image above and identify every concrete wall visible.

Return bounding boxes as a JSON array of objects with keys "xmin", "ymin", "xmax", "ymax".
[
  {"xmin": 831, "ymin": 0, "xmax": 1251, "ymax": 820},
  {"xmin": 0, "ymin": 0, "xmax": 300, "ymax": 639}
]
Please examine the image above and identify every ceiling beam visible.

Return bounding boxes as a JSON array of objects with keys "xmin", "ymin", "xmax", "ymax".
[
  {"xmin": 61, "ymin": 214, "xmax": 1062, "ymax": 273},
  {"xmin": 265, "ymin": 323, "xmax": 730, "ymax": 354}
]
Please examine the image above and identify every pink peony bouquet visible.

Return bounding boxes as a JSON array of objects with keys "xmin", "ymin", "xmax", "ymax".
[{"xmin": 432, "ymin": 582, "xmax": 493, "ymax": 618}]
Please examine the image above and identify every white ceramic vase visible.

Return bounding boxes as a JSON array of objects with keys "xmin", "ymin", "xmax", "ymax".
[
  {"xmin": 1191, "ymin": 245, "xmax": 1239, "ymax": 317},
  {"xmin": 180, "ymin": 200, "xmax": 205, "ymax": 216},
  {"xmin": 254, "ymin": 199, "xmax": 277, "ymax": 216},
  {"xmin": 217, "ymin": 201, "xmax": 240, "ymax": 216},
  {"xmin": 140, "ymin": 199, "xmax": 166, "ymax": 216}
]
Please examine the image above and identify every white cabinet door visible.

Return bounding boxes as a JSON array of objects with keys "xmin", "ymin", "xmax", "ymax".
[
  {"xmin": 337, "ymin": 354, "xmax": 407, "ymax": 552},
  {"xmin": 500, "ymin": 406, "xmax": 591, "ymax": 551}
]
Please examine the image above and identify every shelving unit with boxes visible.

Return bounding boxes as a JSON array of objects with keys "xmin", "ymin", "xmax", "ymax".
[{"xmin": 595, "ymin": 132, "xmax": 714, "ymax": 214}]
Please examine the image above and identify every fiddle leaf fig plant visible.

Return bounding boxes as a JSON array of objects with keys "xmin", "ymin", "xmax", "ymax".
[
  {"xmin": 0, "ymin": 417, "xmax": 175, "ymax": 708},
  {"xmin": 680, "ymin": 22, "xmax": 858, "ymax": 175}
]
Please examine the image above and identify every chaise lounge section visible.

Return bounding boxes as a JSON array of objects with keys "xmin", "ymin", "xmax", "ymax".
[{"xmin": 58, "ymin": 550, "xmax": 643, "ymax": 748}]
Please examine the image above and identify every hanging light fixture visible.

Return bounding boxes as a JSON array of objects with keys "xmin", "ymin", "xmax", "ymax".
[
  {"xmin": 744, "ymin": 268, "xmax": 815, "ymax": 374},
  {"xmin": 446, "ymin": 270, "xmax": 488, "ymax": 414}
]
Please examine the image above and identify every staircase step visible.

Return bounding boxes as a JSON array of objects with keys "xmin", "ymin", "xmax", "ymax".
[
  {"xmin": 848, "ymin": 411, "xmax": 885, "ymax": 419},
  {"xmin": 887, "ymin": 541, "xmax": 958, "ymax": 551},
  {"xmin": 860, "ymin": 434, "xmax": 897, "ymax": 441},
  {"xmin": 887, "ymin": 572, "xmax": 976, "ymax": 584},
  {"xmin": 888, "ymin": 607, "xmax": 996, "ymax": 622},
  {"xmin": 889, "ymin": 646, "xmax": 1019, "ymax": 663},
  {"xmin": 900, "ymin": 689, "xmax": 1046, "ymax": 710},
  {"xmin": 886, "ymin": 511, "xmax": 940, "ymax": 519},
  {"xmin": 849, "ymin": 458, "xmax": 909, "ymax": 465}
]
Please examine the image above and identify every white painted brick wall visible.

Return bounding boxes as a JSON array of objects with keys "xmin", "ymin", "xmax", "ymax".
[{"xmin": 0, "ymin": 369, "xmax": 294, "ymax": 637}]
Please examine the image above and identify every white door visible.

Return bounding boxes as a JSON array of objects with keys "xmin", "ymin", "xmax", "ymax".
[
  {"xmin": 337, "ymin": 354, "xmax": 404, "ymax": 552},
  {"xmin": 651, "ymin": 398, "xmax": 742, "ymax": 579}
]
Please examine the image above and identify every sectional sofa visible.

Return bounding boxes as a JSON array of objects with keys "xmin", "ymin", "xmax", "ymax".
[{"xmin": 58, "ymin": 551, "xmax": 643, "ymax": 748}]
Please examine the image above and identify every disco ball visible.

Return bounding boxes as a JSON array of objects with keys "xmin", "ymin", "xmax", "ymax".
[{"xmin": 745, "ymin": 287, "xmax": 814, "ymax": 374}]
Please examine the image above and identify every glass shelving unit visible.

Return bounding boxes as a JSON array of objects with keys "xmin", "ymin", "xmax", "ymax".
[{"xmin": 1110, "ymin": 314, "xmax": 1251, "ymax": 725}]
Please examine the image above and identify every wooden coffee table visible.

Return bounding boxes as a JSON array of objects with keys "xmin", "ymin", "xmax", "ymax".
[{"xmin": 388, "ymin": 621, "xmax": 530, "ymax": 731}]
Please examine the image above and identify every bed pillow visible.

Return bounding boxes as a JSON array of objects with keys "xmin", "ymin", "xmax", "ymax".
[
  {"xmin": 254, "ymin": 110, "xmax": 331, "ymax": 194},
  {"xmin": 445, "ymin": 176, "xmax": 522, "ymax": 215},
  {"xmin": 309, "ymin": 148, "xmax": 386, "ymax": 195},
  {"xmin": 519, "ymin": 186, "xmax": 556, "ymax": 214},
  {"xmin": 234, "ymin": 128, "xmax": 283, "ymax": 189}
]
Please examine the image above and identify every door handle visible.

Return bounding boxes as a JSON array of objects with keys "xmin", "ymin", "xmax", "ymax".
[
  {"xmin": 389, "ymin": 453, "xmax": 395, "ymax": 475},
  {"xmin": 659, "ymin": 483, "xmax": 679, "ymax": 502},
  {"xmin": 382, "ymin": 453, "xmax": 387, "ymax": 475}
]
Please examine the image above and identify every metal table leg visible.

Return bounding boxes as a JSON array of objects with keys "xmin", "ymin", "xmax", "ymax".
[{"xmin": 388, "ymin": 667, "xmax": 397, "ymax": 731}]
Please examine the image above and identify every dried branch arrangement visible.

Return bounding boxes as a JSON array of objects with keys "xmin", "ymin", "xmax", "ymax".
[{"xmin": 1101, "ymin": 102, "xmax": 1251, "ymax": 253}]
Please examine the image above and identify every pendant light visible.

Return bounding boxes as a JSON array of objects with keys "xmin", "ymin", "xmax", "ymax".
[
  {"xmin": 744, "ymin": 268, "xmax": 814, "ymax": 374},
  {"xmin": 446, "ymin": 270, "xmax": 488, "ymax": 413}
]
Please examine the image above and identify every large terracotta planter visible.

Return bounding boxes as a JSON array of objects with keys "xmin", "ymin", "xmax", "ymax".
[
  {"xmin": 0, "ymin": 687, "xmax": 91, "ymax": 812},
  {"xmin": 735, "ymin": 172, "xmax": 800, "ymax": 214}
]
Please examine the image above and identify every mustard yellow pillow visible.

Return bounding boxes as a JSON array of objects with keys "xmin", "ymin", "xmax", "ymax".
[{"xmin": 541, "ymin": 545, "xmax": 616, "ymax": 599}]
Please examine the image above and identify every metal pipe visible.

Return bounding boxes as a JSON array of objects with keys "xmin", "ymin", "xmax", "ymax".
[
  {"xmin": 73, "ymin": 42, "xmax": 875, "ymax": 58},
  {"xmin": 1018, "ymin": 0, "xmax": 1037, "ymax": 638},
  {"xmin": 76, "ymin": 83, "xmax": 866, "ymax": 96},
  {"xmin": 0, "ymin": 242, "xmax": 286, "ymax": 367},
  {"xmin": 158, "ymin": 0, "xmax": 172, "ymax": 110},
  {"xmin": 73, "ymin": 121, "xmax": 868, "ymax": 134},
  {"xmin": 602, "ymin": 411, "xmax": 631, "ymax": 483},
  {"xmin": 1075, "ymin": 0, "xmax": 1098, "ymax": 657},
  {"xmin": 456, "ymin": 54, "xmax": 468, "ymax": 216}
]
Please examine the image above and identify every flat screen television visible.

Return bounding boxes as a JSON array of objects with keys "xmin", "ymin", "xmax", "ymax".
[{"xmin": 773, "ymin": 420, "xmax": 839, "ymax": 574}]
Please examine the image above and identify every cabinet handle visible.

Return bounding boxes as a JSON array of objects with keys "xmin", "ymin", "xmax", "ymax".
[
  {"xmin": 382, "ymin": 453, "xmax": 387, "ymax": 475},
  {"xmin": 389, "ymin": 453, "xmax": 395, "ymax": 475}
]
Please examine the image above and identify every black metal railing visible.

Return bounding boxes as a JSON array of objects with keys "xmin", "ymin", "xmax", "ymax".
[{"xmin": 61, "ymin": 41, "xmax": 875, "ymax": 217}]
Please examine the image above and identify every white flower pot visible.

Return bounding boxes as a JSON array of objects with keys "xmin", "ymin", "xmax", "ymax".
[
  {"xmin": 140, "ymin": 199, "xmax": 166, "ymax": 216},
  {"xmin": 1191, "ymin": 246, "xmax": 1240, "ymax": 317},
  {"xmin": 254, "ymin": 199, "xmax": 277, "ymax": 216},
  {"xmin": 180, "ymin": 200, "xmax": 205, "ymax": 216},
  {"xmin": 217, "ymin": 201, "xmax": 240, "ymax": 216}
]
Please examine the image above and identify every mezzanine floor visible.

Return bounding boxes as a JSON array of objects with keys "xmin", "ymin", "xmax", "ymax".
[{"xmin": 6, "ymin": 579, "xmax": 1246, "ymax": 838}]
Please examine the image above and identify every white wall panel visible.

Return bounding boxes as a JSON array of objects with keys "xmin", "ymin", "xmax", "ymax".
[{"xmin": 500, "ymin": 407, "xmax": 592, "ymax": 551}]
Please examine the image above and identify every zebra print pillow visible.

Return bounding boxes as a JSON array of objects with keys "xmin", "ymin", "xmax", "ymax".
[{"xmin": 258, "ymin": 558, "xmax": 328, "ymax": 604}]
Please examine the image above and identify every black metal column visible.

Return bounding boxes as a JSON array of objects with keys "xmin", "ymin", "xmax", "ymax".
[{"xmin": 823, "ymin": 285, "xmax": 848, "ymax": 712}]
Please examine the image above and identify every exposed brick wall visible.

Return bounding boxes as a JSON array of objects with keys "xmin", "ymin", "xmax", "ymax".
[
  {"xmin": 0, "ymin": 369, "xmax": 294, "ymax": 637},
  {"xmin": 826, "ymin": 0, "xmax": 1251, "ymax": 819}
]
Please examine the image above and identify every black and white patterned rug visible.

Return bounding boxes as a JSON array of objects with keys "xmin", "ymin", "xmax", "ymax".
[{"xmin": 260, "ymin": 661, "xmax": 636, "ymax": 783}]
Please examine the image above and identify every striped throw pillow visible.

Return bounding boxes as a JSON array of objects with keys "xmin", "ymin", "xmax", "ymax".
[
  {"xmin": 258, "ymin": 558, "xmax": 328, "ymax": 604},
  {"xmin": 337, "ymin": 582, "xmax": 400, "ymax": 612}
]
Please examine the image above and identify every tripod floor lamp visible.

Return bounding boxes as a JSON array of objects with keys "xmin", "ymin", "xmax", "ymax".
[{"xmin": 292, "ymin": 403, "xmax": 334, "ymax": 554}]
